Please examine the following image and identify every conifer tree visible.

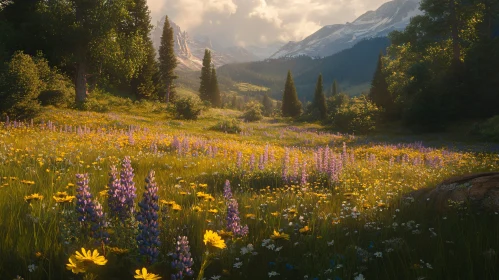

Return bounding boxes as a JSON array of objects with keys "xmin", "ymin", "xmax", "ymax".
[
  {"xmin": 330, "ymin": 80, "xmax": 338, "ymax": 97},
  {"xmin": 368, "ymin": 52, "xmax": 392, "ymax": 117},
  {"xmin": 281, "ymin": 70, "xmax": 302, "ymax": 117},
  {"xmin": 199, "ymin": 49, "xmax": 212, "ymax": 103},
  {"xmin": 158, "ymin": 15, "xmax": 178, "ymax": 102},
  {"xmin": 209, "ymin": 65, "xmax": 221, "ymax": 107},
  {"xmin": 313, "ymin": 73, "xmax": 327, "ymax": 119},
  {"xmin": 133, "ymin": 40, "xmax": 160, "ymax": 100}
]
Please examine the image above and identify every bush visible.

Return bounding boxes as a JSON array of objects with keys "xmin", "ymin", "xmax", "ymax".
[
  {"xmin": 330, "ymin": 95, "xmax": 380, "ymax": 134},
  {"xmin": 242, "ymin": 101, "xmax": 263, "ymax": 122},
  {"xmin": 75, "ymin": 98, "xmax": 110, "ymax": 112},
  {"xmin": 478, "ymin": 115, "xmax": 499, "ymax": 141},
  {"xmin": 38, "ymin": 72, "xmax": 74, "ymax": 107},
  {"xmin": 0, "ymin": 51, "xmax": 42, "ymax": 119},
  {"xmin": 210, "ymin": 118, "xmax": 242, "ymax": 134},
  {"xmin": 173, "ymin": 96, "xmax": 203, "ymax": 120}
]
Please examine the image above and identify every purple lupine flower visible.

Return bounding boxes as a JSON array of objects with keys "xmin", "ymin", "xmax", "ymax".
[
  {"xmin": 119, "ymin": 156, "xmax": 136, "ymax": 219},
  {"xmin": 292, "ymin": 157, "xmax": 299, "ymax": 182},
  {"xmin": 224, "ymin": 180, "xmax": 248, "ymax": 237},
  {"xmin": 76, "ymin": 173, "xmax": 93, "ymax": 224},
  {"xmin": 137, "ymin": 170, "xmax": 161, "ymax": 264},
  {"xmin": 171, "ymin": 236, "xmax": 194, "ymax": 280},
  {"xmin": 282, "ymin": 148, "xmax": 290, "ymax": 183},
  {"xmin": 258, "ymin": 155, "xmax": 264, "ymax": 171},
  {"xmin": 236, "ymin": 151, "xmax": 243, "ymax": 169},
  {"xmin": 264, "ymin": 144, "xmax": 269, "ymax": 164},
  {"xmin": 107, "ymin": 165, "xmax": 121, "ymax": 217},
  {"xmin": 223, "ymin": 180, "xmax": 233, "ymax": 200},
  {"xmin": 300, "ymin": 161, "xmax": 307, "ymax": 186},
  {"xmin": 76, "ymin": 173, "xmax": 108, "ymax": 243},
  {"xmin": 89, "ymin": 201, "xmax": 109, "ymax": 244},
  {"xmin": 249, "ymin": 154, "xmax": 255, "ymax": 171}
]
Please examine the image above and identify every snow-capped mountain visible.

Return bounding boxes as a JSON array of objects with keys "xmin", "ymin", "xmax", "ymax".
[
  {"xmin": 270, "ymin": 0, "xmax": 422, "ymax": 59},
  {"xmin": 151, "ymin": 18, "xmax": 260, "ymax": 71}
]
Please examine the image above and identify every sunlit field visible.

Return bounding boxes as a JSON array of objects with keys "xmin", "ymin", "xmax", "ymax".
[{"xmin": 1, "ymin": 107, "xmax": 498, "ymax": 280}]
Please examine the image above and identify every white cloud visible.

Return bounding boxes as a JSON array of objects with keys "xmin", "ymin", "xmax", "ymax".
[{"xmin": 147, "ymin": 0, "xmax": 392, "ymax": 46}]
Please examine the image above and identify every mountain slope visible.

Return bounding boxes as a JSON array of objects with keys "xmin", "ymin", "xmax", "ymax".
[
  {"xmin": 151, "ymin": 18, "xmax": 259, "ymax": 71},
  {"xmin": 270, "ymin": 0, "xmax": 421, "ymax": 58},
  {"xmin": 218, "ymin": 37, "xmax": 390, "ymax": 100}
]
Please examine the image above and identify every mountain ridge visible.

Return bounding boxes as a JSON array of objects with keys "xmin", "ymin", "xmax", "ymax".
[{"xmin": 270, "ymin": 0, "xmax": 421, "ymax": 58}]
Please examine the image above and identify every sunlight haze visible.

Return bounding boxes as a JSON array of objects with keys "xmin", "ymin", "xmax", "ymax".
[{"xmin": 147, "ymin": 0, "xmax": 392, "ymax": 46}]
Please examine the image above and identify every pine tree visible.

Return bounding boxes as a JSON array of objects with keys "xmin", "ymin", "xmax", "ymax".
[
  {"xmin": 158, "ymin": 15, "xmax": 178, "ymax": 103},
  {"xmin": 209, "ymin": 65, "xmax": 221, "ymax": 107},
  {"xmin": 330, "ymin": 80, "xmax": 338, "ymax": 97},
  {"xmin": 133, "ymin": 40, "xmax": 160, "ymax": 100},
  {"xmin": 368, "ymin": 52, "xmax": 392, "ymax": 118},
  {"xmin": 313, "ymin": 73, "xmax": 327, "ymax": 119},
  {"xmin": 126, "ymin": 0, "xmax": 160, "ymax": 100},
  {"xmin": 199, "ymin": 49, "xmax": 211, "ymax": 103},
  {"xmin": 281, "ymin": 70, "xmax": 302, "ymax": 117}
]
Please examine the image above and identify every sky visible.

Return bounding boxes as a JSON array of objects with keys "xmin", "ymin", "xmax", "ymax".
[{"xmin": 146, "ymin": 0, "xmax": 392, "ymax": 47}]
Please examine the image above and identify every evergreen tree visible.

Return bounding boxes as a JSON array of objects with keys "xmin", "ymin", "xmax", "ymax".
[
  {"xmin": 330, "ymin": 80, "xmax": 339, "ymax": 96},
  {"xmin": 262, "ymin": 93, "xmax": 273, "ymax": 116},
  {"xmin": 209, "ymin": 66, "xmax": 221, "ymax": 107},
  {"xmin": 199, "ymin": 49, "xmax": 211, "ymax": 103},
  {"xmin": 281, "ymin": 70, "xmax": 302, "ymax": 117},
  {"xmin": 132, "ymin": 40, "xmax": 160, "ymax": 100},
  {"xmin": 313, "ymin": 73, "xmax": 327, "ymax": 119},
  {"xmin": 369, "ymin": 52, "xmax": 393, "ymax": 119},
  {"xmin": 126, "ymin": 0, "xmax": 160, "ymax": 100},
  {"xmin": 158, "ymin": 15, "xmax": 178, "ymax": 102}
]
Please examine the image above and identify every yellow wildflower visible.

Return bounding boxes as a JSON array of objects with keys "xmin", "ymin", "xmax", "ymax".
[
  {"xmin": 134, "ymin": 267, "xmax": 162, "ymax": 280},
  {"xmin": 74, "ymin": 248, "xmax": 108, "ymax": 265},
  {"xmin": 66, "ymin": 255, "xmax": 86, "ymax": 274},
  {"xmin": 24, "ymin": 193, "xmax": 43, "ymax": 202},
  {"xmin": 203, "ymin": 230, "xmax": 227, "ymax": 249},
  {"xmin": 270, "ymin": 230, "xmax": 290, "ymax": 240}
]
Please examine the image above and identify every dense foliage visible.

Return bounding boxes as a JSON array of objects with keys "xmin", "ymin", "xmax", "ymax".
[{"xmin": 380, "ymin": 0, "xmax": 499, "ymax": 130}]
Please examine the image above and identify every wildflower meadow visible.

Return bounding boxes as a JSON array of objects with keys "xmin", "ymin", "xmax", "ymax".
[{"xmin": 1, "ymin": 109, "xmax": 499, "ymax": 280}]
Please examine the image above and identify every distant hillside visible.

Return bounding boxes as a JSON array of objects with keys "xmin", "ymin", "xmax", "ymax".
[{"xmin": 217, "ymin": 37, "xmax": 390, "ymax": 101}]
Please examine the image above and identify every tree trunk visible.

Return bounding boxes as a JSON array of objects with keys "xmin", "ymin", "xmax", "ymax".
[
  {"xmin": 449, "ymin": 0, "xmax": 461, "ymax": 65},
  {"xmin": 75, "ymin": 61, "xmax": 87, "ymax": 103}
]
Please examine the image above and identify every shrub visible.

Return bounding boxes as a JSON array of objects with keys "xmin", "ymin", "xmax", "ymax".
[
  {"xmin": 0, "ymin": 51, "xmax": 42, "ymax": 119},
  {"xmin": 75, "ymin": 98, "xmax": 110, "ymax": 112},
  {"xmin": 38, "ymin": 72, "xmax": 74, "ymax": 107},
  {"xmin": 242, "ymin": 101, "xmax": 263, "ymax": 122},
  {"xmin": 173, "ymin": 96, "xmax": 203, "ymax": 120},
  {"xmin": 330, "ymin": 95, "xmax": 380, "ymax": 134},
  {"xmin": 210, "ymin": 118, "xmax": 242, "ymax": 134},
  {"xmin": 478, "ymin": 115, "xmax": 499, "ymax": 141}
]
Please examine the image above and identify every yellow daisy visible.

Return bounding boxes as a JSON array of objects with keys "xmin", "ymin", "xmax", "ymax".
[
  {"xmin": 134, "ymin": 267, "xmax": 162, "ymax": 280},
  {"xmin": 66, "ymin": 256, "xmax": 86, "ymax": 274},
  {"xmin": 203, "ymin": 230, "xmax": 227, "ymax": 249},
  {"xmin": 74, "ymin": 248, "xmax": 108, "ymax": 265},
  {"xmin": 270, "ymin": 230, "xmax": 290, "ymax": 240}
]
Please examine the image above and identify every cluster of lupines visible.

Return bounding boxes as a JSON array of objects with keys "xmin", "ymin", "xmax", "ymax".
[
  {"xmin": 75, "ymin": 173, "xmax": 108, "ymax": 243},
  {"xmin": 136, "ymin": 170, "xmax": 161, "ymax": 264},
  {"xmin": 223, "ymin": 180, "xmax": 248, "ymax": 237},
  {"xmin": 314, "ymin": 146, "xmax": 343, "ymax": 183},
  {"xmin": 282, "ymin": 148, "xmax": 290, "ymax": 183},
  {"xmin": 107, "ymin": 157, "xmax": 137, "ymax": 221},
  {"xmin": 170, "ymin": 236, "xmax": 194, "ymax": 280},
  {"xmin": 236, "ymin": 151, "xmax": 243, "ymax": 169}
]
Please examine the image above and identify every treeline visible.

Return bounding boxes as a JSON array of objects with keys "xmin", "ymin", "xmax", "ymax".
[
  {"xmin": 369, "ymin": 0, "xmax": 499, "ymax": 131},
  {"xmin": 0, "ymin": 0, "xmax": 178, "ymax": 117}
]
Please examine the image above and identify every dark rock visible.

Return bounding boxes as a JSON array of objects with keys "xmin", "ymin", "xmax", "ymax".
[{"xmin": 409, "ymin": 172, "xmax": 499, "ymax": 212}]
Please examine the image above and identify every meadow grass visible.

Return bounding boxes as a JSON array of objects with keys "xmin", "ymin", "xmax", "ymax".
[{"xmin": 0, "ymin": 105, "xmax": 498, "ymax": 280}]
